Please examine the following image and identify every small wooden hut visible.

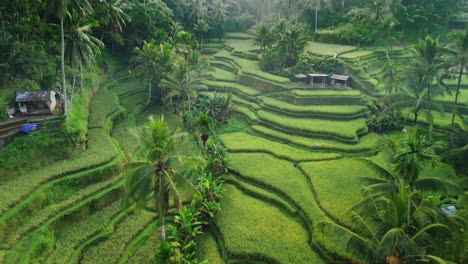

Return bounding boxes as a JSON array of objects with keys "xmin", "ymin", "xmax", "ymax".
[
  {"xmin": 330, "ymin": 74, "xmax": 351, "ymax": 87},
  {"xmin": 16, "ymin": 91, "xmax": 57, "ymax": 115},
  {"xmin": 308, "ymin": 74, "xmax": 329, "ymax": 86}
]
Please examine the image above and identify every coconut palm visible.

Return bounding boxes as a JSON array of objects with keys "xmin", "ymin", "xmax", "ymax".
[
  {"xmin": 161, "ymin": 64, "xmax": 207, "ymax": 112},
  {"xmin": 447, "ymin": 27, "xmax": 468, "ymax": 129},
  {"xmin": 384, "ymin": 68, "xmax": 445, "ymax": 129},
  {"xmin": 252, "ymin": 22, "xmax": 275, "ymax": 51},
  {"xmin": 277, "ymin": 23, "xmax": 309, "ymax": 67},
  {"xmin": 131, "ymin": 40, "xmax": 168, "ymax": 108},
  {"xmin": 358, "ymin": 127, "xmax": 456, "ymax": 227},
  {"xmin": 124, "ymin": 116, "xmax": 201, "ymax": 241},
  {"xmin": 316, "ymin": 192, "xmax": 450, "ymax": 264},
  {"xmin": 303, "ymin": 0, "xmax": 331, "ymax": 33},
  {"xmin": 65, "ymin": 10, "xmax": 104, "ymax": 95},
  {"xmin": 193, "ymin": 19, "xmax": 211, "ymax": 53}
]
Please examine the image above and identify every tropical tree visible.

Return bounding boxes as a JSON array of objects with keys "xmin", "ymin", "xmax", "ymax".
[
  {"xmin": 317, "ymin": 192, "xmax": 450, "ymax": 263},
  {"xmin": 447, "ymin": 27, "xmax": 468, "ymax": 129},
  {"xmin": 94, "ymin": 0, "xmax": 130, "ymax": 45},
  {"xmin": 193, "ymin": 19, "xmax": 210, "ymax": 53},
  {"xmin": 124, "ymin": 116, "xmax": 201, "ymax": 241},
  {"xmin": 161, "ymin": 64, "xmax": 207, "ymax": 112},
  {"xmin": 384, "ymin": 68, "xmax": 445, "ymax": 131},
  {"xmin": 131, "ymin": 40, "xmax": 171, "ymax": 108},
  {"xmin": 358, "ymin": 127, "xmax": 456, "ymax": 227},
  {"xmin": 252, "ymin": 22, "xmax": 275, "ymax": 51},
  {"xmin": 64, "ymin": 10, "xmax": 104, "ymax": 95},
  {"xmin": 303, "ymin": 0, "xmax": 331, "ymax": 32},
  {"xmin": 378, "ymin": 59, "xmax": 405, "ymax": 95},
  {"xmin": 277, "ymin": 23, "xmax": 309, "ymax": 67}
]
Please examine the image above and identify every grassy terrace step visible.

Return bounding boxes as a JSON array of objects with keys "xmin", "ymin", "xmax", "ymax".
[
  {"xmin": 3, "ymin": 174, "xmax": 123, "ymax": 248},
  {"xmin": 109, "ymin": 78, "xmax": 144, "ymax": 96},
  {"xmin": 258, "ymin": 96, "xmax": 368, "ymax": 118},
  {"xmin": 205, "ymin": 80, "xmax": 261, "ymax": 97},
  {"xmin": 120, "ymin": 91, "xmax": 147, "ymax": 113},
  {"xmin": 0, "ymin": 129, "xmax": 120, "ymax": 217},
  {"xmin": 207, "ymin": 66, "xmax": 238, "ymax": 82},
  {"xmin": 119, "ymin": 221, "xmax": 159, "ymax": 264},
  {"xmin": 214, "ymin": 50, "xmax": 290, "ymax": 85},
  {"xmin": 210, "ymin": 60, "xmax": 238, "ymax": 74},
  {"xmin": 89, "ymin": 88, "xmax": 123, "ymax": 129},
  {"xmin": 81, "ymin": 210, "xmax": 155, "ymax": 264},
  {"xmin": 251, "ymin": 125, "xmax": 379, "ymax": 153},
  {"xmin": 197, "ymin": 233, "xmax": 223, "ymax": 264},
  {"xmin": 257, "ymin": 110, "xmax": 368, "ymax": 142},
  {"xmin": 299, "ymin": 159, "xmax": 375, "ymax": 226},
  {"xmin": 224, "ymin": 174, "xmax": 296, "ymax": 216},
  {"xmin": 126, "ymin": 226, "xmax": 160, "ymax": 264},
  {"xmin": 229, "ymin": 153, "xmax": 327, "ymax": 225},
  {"xmin": 270, "ymin": 93, "xmax": 364, "ymax": 106},
  {"xmin": 216, "ymin": 184, "xmax": 325, "ymax": 263},
  {"xmin": 46, "ymin": 201, "xmax": 123, "ymax": 264},
  {"xmin": 4, "ymin": 180, "xmax": 125, "ymax": 263},
  {"xmin": 289, "ymin": 89, "xmax": 362, "ymax": 97},
  {"xmin": 220, "ymin": 132, "xmax": 341, "ymax": 162},
  {"xmin": 305, "ymin": 42, "xmax": 356, "ymax": 56},
  {"xmin": 225, "ymin": 32, "xmax": 253, "ymax": 40},
  {"xmin": 234, "ymin": 106, "xmax": 259, "ymax": 122},
  {"xmin": 224, "ymin": 38, "xmax": 256, "ymax": 52}
]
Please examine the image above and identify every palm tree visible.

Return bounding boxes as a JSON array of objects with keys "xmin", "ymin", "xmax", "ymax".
[
  {"xmin": 124, "ymin": 116, "xmax": 200, "ymax": 241},
  {"xmin": 303, "ymin": 0, "xmax": 330, "ymax": 33},
  {"xmin": 161, "ymin": 64, "xmax": 207, "ymax": 113},
  {"xmin": 95, "ymin": 0, "xmax": 130, "ymax": 44},
  {"xmin": 65, "ymin": 10, "xmax": 104, "ymax": 96},
  {"xmin": 316, "ymin": 193, "xmax": 450, "ymax": 263},
  {"xmin": 193, "ymin": 19, "xmax": 211, "ymax": 53},
  {"xmin": 379, "ymin": 59, "xmax": 404, "ymax": 95},
  {"xmin": 131, "ymin": 41, "xmax": 164, "ymax": 108},
  {"xmin": 277, "ymin": 23, "xmax": 309, "ymax": 67},
  {"xmin": 358, "ymin": 127, "xmax": 456, "ymax": 226},
  {"xmin": 384, "ymin": 69, "xmax": 445, "ymax": 129},
  {"xmin": 46, "ymin": 0, "xmax": 91, "ymax": 116},
  {"xmin": 188, "ymin": 0, "xmax": 208, "ymax": 24},
  {"xmin": 447, "ymin": 27, "xmax": 468, "ymax": 129},
  {"xmin": 252, "ymin": 22, "xmax": 275, "ymax": 51}
]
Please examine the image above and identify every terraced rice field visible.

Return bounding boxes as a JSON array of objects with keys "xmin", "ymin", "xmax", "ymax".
[
  {"xmin": 1, "ymin": 32, "xmax": 462, "ymax": 264},
  {"xmin": 201, "ymin": 34, "xmax": 391, "ymax": 263}
]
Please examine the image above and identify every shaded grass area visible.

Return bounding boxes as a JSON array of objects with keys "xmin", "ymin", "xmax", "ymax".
[
  {"xmin": 89, "ymin": 89, "xmax": 122, "ymax": 128},
  {"xmin": 251, "ymin": 125, "xmax": 379, "ymax": 153},
  {"xmin": 401, "ymin": 108, "xmax": 467, "ymax": 129},
  {"xmin": 81, "ymin": 210, "xmax": 155, "ymax": 264},
  {"xmin": 197, "ymin": 233, "xmax": 224, "ymax": 264},
  {"xmin": 120, "ymin": 92, "xmax": 147, "ymax": 114},
  {"xmin": 111, "ymin": 114, "xmax": 138, "ymax": 157},
  {"xmin": 339, "ymin": 50, "xmax": 374, "ymax": 59},
  {"xmin": 225, "ymin": 38, "xmax": 257, "ymax": 52},
  {"xmin": 216, "ymin": 184, "xmax": 325, "ymax": 263},
  {"xmin": 46, "ymin": 201, "xmax": 122, "ymax": 263},
  {"xmin": 126, "ymin": 226, "xmax": 160, "ymax": 264},
  {"xmin": 257, "ymin": 110, "xmax": 368, "ymax": 141},
  {"xmin": 259, "ymin": 96, "xmax": 368, "ymax": 117},
  {"xmin": 0, "ymin": 129, "xmax": 119, "ymax": 216},
  {"xmin": 220, "ymin": 132, "xmax": 341, "ymax": 162},
  {"xmin": 110, "ymin": 78, "xmax": 144, "ymax": 96},
  {"xmin": 305, "ymin": 42, "xmax": 357, "ymax": 56}
]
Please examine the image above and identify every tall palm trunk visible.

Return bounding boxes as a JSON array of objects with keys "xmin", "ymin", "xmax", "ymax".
[
  {"xmin": 413, "ymin": 110, "xmax": 418, "ymax": 124},
  {"xmin": 61, "ymin": 17, "xmax": 67, "ymax": 116},
  {"xmin": 157, "ymin": 173, "xmax": 166, "ymax": 241},
  {"xmin": 145, "ymin": 81, "xmax": 152, "ymax": 108},
  {"xmin": 315, "ymin": 5, "xmax": 318, "ymax": 33},
  {"xmin": 451, "ymin": 66, "xmax": 464, "ymax": 127},
  {"xmin": 80, "ymin": 59, "xmax": 84, "ymax": 96}
]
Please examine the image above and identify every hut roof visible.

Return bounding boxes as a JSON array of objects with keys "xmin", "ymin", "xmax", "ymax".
[
  {"xmin": 16, "ymin": 91, "xmax": 55, "ymax": 102},
  {"xmin": 295, "ymin": 73, "xmax": 307, "ymax": 78},
  {"xmin": 308, "ymin": 73, "xmax": 328, "ymax": 77},
  {"xmin": 330, "ymin": 74, "xmax": 350, "ymax": 81}
]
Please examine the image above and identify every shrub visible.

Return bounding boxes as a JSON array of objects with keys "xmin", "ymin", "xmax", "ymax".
[{"xmin": 0, "ymin": 98, "xmax": 8, "ymax": 121}]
